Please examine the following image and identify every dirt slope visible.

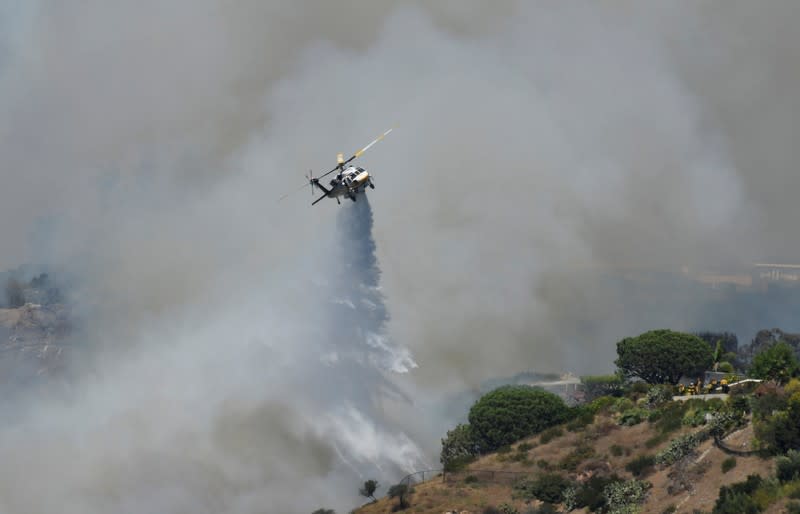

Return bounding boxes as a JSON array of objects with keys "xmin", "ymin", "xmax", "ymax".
[{"xmin": 354, "ymin": 414, "xmax": 774, "ymax": 514}]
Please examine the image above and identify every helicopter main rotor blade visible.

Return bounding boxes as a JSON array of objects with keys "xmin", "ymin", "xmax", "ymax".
[{"xmin": 317, "ymin": 128, "xmax": 393, "ymax": 180}]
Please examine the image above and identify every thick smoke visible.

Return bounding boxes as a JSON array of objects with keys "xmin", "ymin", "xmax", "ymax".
[
  {"xmin": 1, "ymin": 1, "xmax": 800, "ymax": 512},
  {"xmin": 0, "ymin": 194, "xmax": 422, "ymax": 514}
]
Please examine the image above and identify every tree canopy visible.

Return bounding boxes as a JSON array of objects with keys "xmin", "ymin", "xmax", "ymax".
[
  {"xmin": 749, "ymin": 342, "xmax": 800, "ymax": 384},
  {"xmin": 468, "ymin": 385, "xmax": 569, "ymax": 451},
  {"xmin": 615, "ymin": 329, "xmax": 713, "ymax": 384}
]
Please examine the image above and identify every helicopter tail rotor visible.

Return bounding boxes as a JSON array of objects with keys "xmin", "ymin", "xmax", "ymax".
[{"xmin": 305, "ymin": 170, "xmax": 316, "ymax": 195}]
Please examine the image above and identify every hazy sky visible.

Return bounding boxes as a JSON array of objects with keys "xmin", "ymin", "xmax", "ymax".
[{"xmin": 1, "ymin": 1, "xmax": 800, "ymax": 512}]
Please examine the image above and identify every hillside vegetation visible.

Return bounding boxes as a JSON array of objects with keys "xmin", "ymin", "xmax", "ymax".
[{"xmin": 343, "ymin": 329, "xmax": 800, "ymax": 514}]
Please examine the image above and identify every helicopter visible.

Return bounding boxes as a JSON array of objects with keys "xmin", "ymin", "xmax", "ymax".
[{"xmin": 280, "ymin": 128, "xmax": 393, "ymax": 205}]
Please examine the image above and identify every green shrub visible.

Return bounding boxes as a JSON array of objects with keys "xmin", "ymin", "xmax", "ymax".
[
  {"xmin": 610, "ymin": 444, "xmax": 625, "ymax": 457},
  {"xmin": 512, "ymin": 473, "xmax": 571, "ymax": 503},
  {"xmin": 647, "ymin": 385, "xmax": 675, "ymax": 407},
  {"xmin": 787, "ymin": 379, "xmax": 800, "ymax": 396},
  {"xmin": 388, "ymin": 483, "xmax": 412, "ymax": 510},
  {"xmin": 612, "ymin": 397, "xmax": 635, "ymax": 413},
  {"xmin": 603, "ymin": 479, "xmax": 651, "ymax": 512},
  {"xmin": 661, "ymin": 505, "xmax": 677, "ymax": 514},
  {"xmin": 625, "ymin": 455, "xmax": 656, "ymax": 477},
  {"xmin": 721, "ymin": 457, "xmax": 737, "ymax": 473},
  {"xmin": 566, "ymin": 406, "xmax": 595, "ymax": 431},
  {"xmin": 588, "ymin": 395, "xmax": 618, "ymax": 413},
  {"xmin": 498, "ymin": 503, "xmax": 519, "ymax": 514},
  {"xmin": 707, "ymin": 398, "xmax": 726, "ymax": 411},
  {"xmin": 654, "ymin": 401, "xmax": 689, "ymax": 434},
  {"xmin": 627, "ymin": 381, "xmax": 650, "ymax": 395},
  {"xmin": 708, "ymin": 409, "xmax": 745, "ymax": 438},
  {"xmin": 618, "ymin": 407, "xmax": 649, "ymax": 426},
  {"xmin": 750, "ymin": 342, "xmax": 800, "ymax": 384},
  {"xmin": 750, "ymin": 384, "xmax": 788, "ymax": 419},
  {"xmin": 682, "ymin": 408, "xmax": 708, "ymax": 427},
  {"xmin": 510, "ymin": 452, "xmax": 529, "ymax": 463},
  {"xmin": 753, "ymin": 393, "xmax": 800, "ymax": 453},
  {"xmin": 776, "ymin": 450, "xmax": 800, "ymax": 482},
  {"xmin": 465, "ymin": 475, "xmax": 479, "ymax": 484},
  {"xmin": 645, "ymin": 433, "xmax": 668, "ymax": 449},
  {"xmin": 440, "ymin": 423, "xmax": 479, "ymax": 471},
  {"xmin": 517, "ymin": 442, "xmax": 534, "ymax": 453},
  {"xmin": 559, "ymin": 445, "xmax": 596, "ymax": 471},
  {"xmin": 497, "ymin": 445, "xmax": 512, "ymax": 454},
  {"xmin": 469, "ymin": 386, "xmax": 570, "ymax": 451},
  {"xmin": 573, "ymin": 474, "xmax": 622, "ymax": 511},
  {"xmin": 536, "ymin": 459, "xmax": 552, "ymax": 471},
  {"xmin": 539, "ymin": 426, "xmax": 564, "ymax": 444},
  {"xmin": 562, "ymin": 485, "xmax": 578, "ymax": 511},
  {"xmin": 656, "ymin": 430, "xmax": 710, "ymax": 466},
  {"xmin": 728, "ymin": 393, "xmax": 750, "ymax": 414},
  {"xmin": 787, "ymin": 501, "xmax": 800, "ymax": 514},
  {"xmin": 718, "ymin": 361, "xmax": 735, "ymax": 373},
  {"xmin": 712, "ymin": 474, "xmax": 763, "ymax": 514}
]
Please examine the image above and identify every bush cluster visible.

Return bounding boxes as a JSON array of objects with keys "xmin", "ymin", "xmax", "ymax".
[
  {"xmin": 559, "ymin": 445, "xmax": 596, "ymax": 472},
  {"xmin": 721, "ymin": 457, "xmax": 737, "ymax": 474},
  {"xmin": 603, "ymin": 479, "xmax": 651, "ymax": 513},
  {"xmin": 566, "ymin": 474, "xmax": 623, "ymax": 512},
  {"xmin": 776, "ymin": 450, "xmax": 800, "ymax": 482},
  {"xmin": 625, "ymin": 455, "xmax": 656, "ymax": 477},
  {"xmin": 655, "ymin": 430, "xmax": 710, "ymax": 466},
  {"xmin": 712, "ymin": 474, "xmax": 764, "ymax": 514},
  {"xmin": 539, "ymin": 426, "xmax": 564, "ymax": 444},
  {"xmin": 646, "ymin": 385, "xmax": 675, "ymax": 407},
  {"xmin": 618, "ymin": 407, "xmax": 649, "ymax": 427},
  {"xmin": 512, "ymin": 473, "xmax": 571, "ymax": 504}
]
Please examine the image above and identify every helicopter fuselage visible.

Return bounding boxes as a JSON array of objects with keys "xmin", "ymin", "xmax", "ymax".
[{"xmin": 313, "ymin": 165, "xmax": 374, "ymax": 204}]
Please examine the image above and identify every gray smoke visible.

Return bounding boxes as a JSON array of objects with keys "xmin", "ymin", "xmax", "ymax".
[
  {"xmin": 1, "ymin": 1, "xmax": 800, "ymax": 511},
  {"xmin": 0, "ymin": 194, "xmax": 422, "ymax": 514}
]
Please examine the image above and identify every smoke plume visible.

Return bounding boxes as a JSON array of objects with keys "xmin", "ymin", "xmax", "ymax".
[{"xmin": 1, "ymin": 1, "xmax": 800, "ymax": 511}]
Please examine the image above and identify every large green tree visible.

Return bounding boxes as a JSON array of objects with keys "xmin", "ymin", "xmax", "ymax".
[
  {"xmin": 749, "ymin": 342, "xmax": 800, "ymax": 385},
  {"xmin": 468, "ymin": 385, "xmax": 569, "ymax": 451},
  {"xmin": 615, "ymin": 330, "xmax": 713, "ymax": 385}
]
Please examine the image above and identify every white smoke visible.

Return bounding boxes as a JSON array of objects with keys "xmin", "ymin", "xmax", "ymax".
[{"xmin": 1, "ymin": 1, "xmax": 800, "ymax": 512}]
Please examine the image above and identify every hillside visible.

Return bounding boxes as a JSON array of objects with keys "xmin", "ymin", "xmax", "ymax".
[
  {"xmin": 352, "ymin": 392, "xmax": 795, "ymax": 514},
  {"xmin": 0, "ymin": 273, "xmax": 72, "ymax": 385}
]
